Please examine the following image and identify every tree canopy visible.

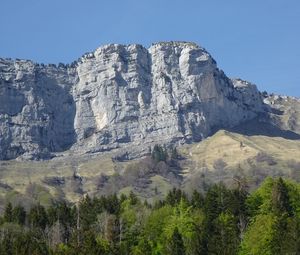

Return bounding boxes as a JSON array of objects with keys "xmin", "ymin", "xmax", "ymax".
[{"xmin": 0, "ymin": 177, "xmax": 300, "ymax": 254}]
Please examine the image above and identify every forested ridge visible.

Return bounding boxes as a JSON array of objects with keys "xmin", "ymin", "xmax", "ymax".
[{"xmin": 0, "ymin": 177, "xmax": 300, "ymax": 254}]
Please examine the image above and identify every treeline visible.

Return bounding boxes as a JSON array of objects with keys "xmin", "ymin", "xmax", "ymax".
[{"xmin": 1, "ymin": 177, "xmax": 300, "ymax": 254}]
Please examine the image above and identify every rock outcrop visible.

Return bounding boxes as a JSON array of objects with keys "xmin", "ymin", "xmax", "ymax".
[
  {"xmin": 263, "ymin": 93, "xmax": 300, "ymax": 134},
  {"xmin": 0, "ymin": 42, "xmax": 267, "ymax": 160},
  {"xmin": 0, "ymin": 59, "xmax": 77, "ymax": 159}
]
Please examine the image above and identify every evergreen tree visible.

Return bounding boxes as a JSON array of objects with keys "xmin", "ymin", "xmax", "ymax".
[
  {"xmin": 210, "ymin": 212, "xmax": 239, "ymax": 255},
  {"xmin": 105, "ymin": 194, "xmax": 120, "ymax": 215},
  {"xmin": 167, "ymin": 227, "xmax": 185, "ymax": 255},
  {"xmin": 79, "ymin": 195, "xmax": 97, "ymax": 230},
  {"xmin": 191, "ymin": 190, "xmax": 204, "ymax": 209},
  {"xmin": 3, "ymin": 202, "xmax": 13, "ymax": 222},
  {"xmin": 12, "ymin": 205, "xmax": 26, "ymax": 225},
  {"xmin": 80, "ymin": 230, "xmax": 104, "ymax": 255},
  {"xmin": 166, "ymin": 188, "xmax": 188, "ymax": 206},
  {"xmin": 271, "ymin": 177, "xmax": 292, "ymax": 216},
  {"xmin": 202, "ymin": 183, "xmax": 236, "ymax": 254},
  {"xmin": 0, "ymin": 230, "xmax": 13, "ymax": 255},
  {"xmin": 231, "ymin": 187, "xmax": 249, "ymax": 238},
  {"xmin": 240, "ymin": 178, "xmax": 300, "ymax": 255},
  {"xmin": 0, "ymin": 177, "xmax": 300, "ymax": 255},
  {"xmin": 129, "ymin": 191, "xmax": 139, "ymax": 205},
  {"xmin": 28, "ymin": 204, "xmax": 48, "ymax": 229},
  {"xmin": 151, "ymin": 145, "xmax": 168, "ymax": 162}
]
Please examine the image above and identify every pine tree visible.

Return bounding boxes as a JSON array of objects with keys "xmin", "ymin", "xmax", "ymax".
[
  {"xmin": 151, "ymin": 145, "xmax": 168, "ymax": 162},
  {"xmin": 209, "ymin": 212, "xmax": 239, "ymax": 255},
  {"xmin": 4, "ymin": 202, "xmax": 13, "ymax": 222},
  {"xmin": 79, "ymin": 195, "xmax": 97, "ymax": 230},
  {"xmin": 231, "ymin": 187, "xmax": 249, "ymax": 238},
  {"xmin": 240, "ymin": 178, "xmax": 299, "ymax": 255},
  {"xmin": 129, "ymin": 191, "xmax": 139, "ymax": 205},
  {"xmin": 105, "ymin": 194, "xmax": 120, "ymax": 215},
  {"xmin": 28, "ymin": 204, "xmax": 48, "ymax": 229},
  {"xmin": 270, "ymin": 178, "xmax": 295, "ymax": 254},
  {"xmin": 191, "ymin": 190, "xmax": 204, "ymax": 209},
  {"xmin": 202, "ymin": 183, "xmax": 233, "ymax": 254},
  {"xmin": 12, "ymin": 204, "xmax": 26, "ymax": 225},
  {"xmin": 271, "ymin": 177, "xmax": 292, "ymax": 216},
  {"xmin": 166, "ymin": 188, "xmax": 188, "ymax": 206},
  {"xmin": 1, "ymin": 231, "xmax": 13, "ymax": 255},
  {"xmin": 80, "ymin": 230, "xmax": 103, "ymax": 255},
  {"xmin": 168, "ymin": 227, "xmax": 185, "ymax": 255}
]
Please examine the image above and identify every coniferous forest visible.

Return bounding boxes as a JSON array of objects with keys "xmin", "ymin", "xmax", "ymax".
[{"xmin": 0, "ymin": 177, "xmax": 300, "ymax": 254}]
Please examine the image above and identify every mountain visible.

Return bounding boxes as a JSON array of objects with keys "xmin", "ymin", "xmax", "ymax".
[
  {"xmin": 1, "ymin": 41, "xmax": 300, "ymax": 205},
  {"xmin": 0, "ymin": 41, "xmax": 268, "ymax": 160}
]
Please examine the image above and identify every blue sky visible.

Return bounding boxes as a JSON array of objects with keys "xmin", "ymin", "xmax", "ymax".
[{"xmin": 1, "ymin": 0, "xmax": 299, "ymax": 96}]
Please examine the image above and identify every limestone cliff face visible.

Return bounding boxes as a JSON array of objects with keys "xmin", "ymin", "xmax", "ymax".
[
  {"xmin": 0, "ymin": 59, "xmax": 77, "ymax": 159},
  {"xmin": 0, "ymin": 42, "xmax": 265, "ymax": 160}
]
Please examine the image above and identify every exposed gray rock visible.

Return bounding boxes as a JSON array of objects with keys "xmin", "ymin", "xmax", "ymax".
[
  {"xmin": 0, "ymin": 59, "xmax": 77, "ymax": 159},
  {"xmin": 231, "ymin": 78, "xmax": 265, "ymax": 112},
  {"xmin": 263, "ymin": 93, "xmax": 300, "ymax": 134},
  {"xmin": 0, "ymin": 42, "xmax": 268, "ymax": 160}
]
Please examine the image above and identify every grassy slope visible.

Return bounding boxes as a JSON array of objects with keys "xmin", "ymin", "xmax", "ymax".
[
  {"xmin": 180, "ymin": 130, "xmax": 300, "ymax": 192},
  {"xmin": 0, "ymin": 130, "xmax": 300, "ymax": 207},
  {"xmin": 0, "ymin": 153, "xmax": 118, "ymax": 205},
  {"xmin": 181, "ymin": 130, "xmax": 300, "ymax": 169}
]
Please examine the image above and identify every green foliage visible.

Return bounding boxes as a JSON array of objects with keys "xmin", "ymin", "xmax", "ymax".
[
  {"xmin": 139, "ymin": 205, "xmax": 173, "ymax": 254},
  {"xmin": 79, "ymin": 195, "xmax": 97, "ymax": 230},
  {"xmin": 0, "ymin": 177, "xmax": 299, "ymax": 254},
  {"xmin": 151, "ymin": 145, "xmax": 168, "ymax": 163},
  {"xmin": 190, "ymin": 190, "xmax": 204, "ymax": 209},
  {"xmin": 201, "ymin": 183, "xmax": 242, "ymax": 254},
  {"xmin": 240, "ymin": 177, "xmax": 300, "ymax": 255},
  {"xmin": 4, "ymin": 202, "xmax": 13, "ymax": 222},
  {"xmin": 0, "ymin": 223, "xmax": 49, "ymax": 255},
  {"xmin": 129, "ymin": 191, "xmax": 139, "ymax": 205},
  {"xmin": 164, "ymin": 200, "xmax": 195, "ymax": 239},
  {"xmin": 211, "ymin": 212, "xmax": 239, "ymax": 255},
  {"xmin": 28, "ymin": 204, "xmax": 48, "ymax": 229},
  {"xmin": 163, "ymin": 199, "xmax": 198, "ymax": 254},
  {"xmin": 165, "ymin": 187, "xmax": 188, "ymax": 206},
  {"xmin": 167, "ymin": 227, "xmax": 185, "ymax": 255},
  {"xmin": 12, "ymin": 204, "xmax": 26, "ymax": 225},
  {"xmin": 239, "ymin": 214, "xmax": 278, "ymax": 255},
  {"xmin": 271, "ymin": 177, "xmax": 293, "ymax": 216}
]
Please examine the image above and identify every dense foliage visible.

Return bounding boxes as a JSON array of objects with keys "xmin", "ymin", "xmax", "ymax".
[{"xmin": 1, "ymin": 177, "xmax": 300, "ymax": 254}]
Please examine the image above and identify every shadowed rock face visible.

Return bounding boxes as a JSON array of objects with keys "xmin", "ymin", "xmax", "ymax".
[
  {"xmin": 0, "ymin": 42, "xmax": 271, "ymax": 160},
  {"xmin": 0, "ymin": 60, "xmax": 77, "ymax": 159}
]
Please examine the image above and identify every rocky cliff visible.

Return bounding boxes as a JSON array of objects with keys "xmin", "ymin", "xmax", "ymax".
[{"xmin": 0, "ymin": 42, "xmax": 271, "ymax": 160}]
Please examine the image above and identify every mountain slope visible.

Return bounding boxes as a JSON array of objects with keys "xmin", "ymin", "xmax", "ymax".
[
  {"xmin": 0, "ymin": 42, "xmax": 265, "ymax": 160},
  {"xmin": 0, "ymin": 129, "xmax": 300, "ymax": 208},
  {"xmin": 181, "ymin": 130, "xmax": 300, "ymax": 192},
  {"xmin": 1, "ymin": 41, "xmax": 300, "ymax": 208}
]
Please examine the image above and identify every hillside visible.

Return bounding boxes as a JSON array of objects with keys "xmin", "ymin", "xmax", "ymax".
[
  {"xmin": 1, "ymin": 41, "xmax": 300, "ymax": 209},
  {"xmin": 1, "ymin": 128, "xmax": 300, "ymax": 210},
  {"xmin": 181, "ymin": 129, "xmax": 300, "ymax": 193}
]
